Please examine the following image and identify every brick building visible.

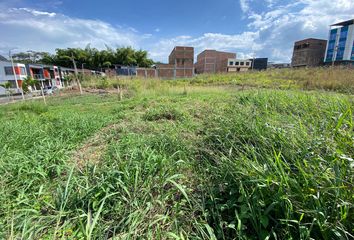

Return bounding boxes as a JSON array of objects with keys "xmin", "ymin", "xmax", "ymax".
[
  {"xmin": 136, "ymin": 46, "xmax": 194, "ymax": 79},
  {"xmin": 291, "ymin": 38, "xmax": 327, "ymax": 68},
  {"xmin": 167, "ymin": 46, "xmax": 194, "ymax": 78},
  {"xmin": 195, "ymin": 50, "xmax": 236, "ymax": 74}
]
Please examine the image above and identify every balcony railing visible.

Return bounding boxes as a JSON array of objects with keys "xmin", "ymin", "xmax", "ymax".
[{"xmin": 33, "ymin": 74, "xmax": 44, "ymax": 80}]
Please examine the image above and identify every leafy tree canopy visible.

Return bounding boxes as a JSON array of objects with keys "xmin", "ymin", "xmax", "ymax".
[{"xmin": 12, "ymin": 45, "xmax": 154, "ymax": 70}]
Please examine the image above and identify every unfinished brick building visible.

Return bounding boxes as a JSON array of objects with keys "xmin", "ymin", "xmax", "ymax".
[
  {"xmin": 167, "ymin": 46, "xmax": 194, "ymax": 78},
  {"xmin": 136, "ymin": 46, "xmax": 194, "ymax": 79},
  {"xmin": 195, "ymin": 50, "xmax": 236, "ymax": 74},
  {"xmin": 291, "ymin": 38, "xmax": 327, "ymax": 68}
]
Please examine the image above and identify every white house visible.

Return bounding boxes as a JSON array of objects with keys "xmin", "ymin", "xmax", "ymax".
[
  {"xmin": 0, "ymin": 61, "xmax": 28, "ymax": 94},
  {"xmin": 226, "ymin": 59, "xmax": 252, "ymax": 72}
]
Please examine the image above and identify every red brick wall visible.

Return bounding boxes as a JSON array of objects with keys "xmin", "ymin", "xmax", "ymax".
[
  {"xmin": 195, "ymin": 50, "xmax": 236, "ymax": 73},
  {"xmin": 156, "ymin": 64, "xmax": 173, "ymax": 78},
  {"xmin": 137, "ymin": 68, "xmax": 156, "ymax": 78}
]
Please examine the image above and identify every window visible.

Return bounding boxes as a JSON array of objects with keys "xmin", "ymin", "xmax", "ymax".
[
  {"xmin": 235, "ymin": 62, "xmax": 239, "ymax": 65},
  {"xmin": 4, "ymin": 67, "xmax": 14, "ymax": 75},
  {"xmin": 340, "ymin": 26, "xmax": 348, "ymax": 39},
  {"xmin": 327, "ymin": 42, "xmax": 335, "ymax": 51},
  {"xmin": 4, "ymin": 66, "xmax": 26, "ymax": 75},
  {"xmin": 20, "ymin": 67, "xmax": 26, "ymax": 75},
  {"xmin": 229, "ymin": 61, "xmax": 234, "ymax": 66},
  {"xmin": 240, "ymin": 62, "xmax": 244, "ymax": 66},
  {"xmin": 329, "ymin": 29, "xmax": 337, "ymax": 41},
  {"xmin": 246, "ymin": 62, "xmax": 250, "ymax": 66}
]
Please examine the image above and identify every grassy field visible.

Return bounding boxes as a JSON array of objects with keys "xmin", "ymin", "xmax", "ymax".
[
  {"xmin": 0, "ymin": 69, "xmax": 353, "ymax": 239},
  {"xmin": 82, "ymin": 67, "xmax": 354, "ymax": 94}
]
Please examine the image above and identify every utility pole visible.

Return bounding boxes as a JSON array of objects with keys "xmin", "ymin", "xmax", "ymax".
[
  {"xmin": 9, "ymin": 49, "xmax": 25, "ymax": 100},
  {"xmin": 71, "ymin": 54, "xmax": 83, "ymax": 94}
]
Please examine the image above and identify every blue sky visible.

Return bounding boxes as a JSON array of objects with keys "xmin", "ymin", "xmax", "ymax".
[{"xmin": 0, "ymin": 0, "xmax": 353, "ymax": 62}]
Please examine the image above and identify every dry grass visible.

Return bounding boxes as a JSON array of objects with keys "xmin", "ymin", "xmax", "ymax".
[
  {"xmin": 81, "ymin": 66, "xmax": 354, "ymax": 95},
  {"xmin": 72, "ymin": 123, "xmax": 120, "ymax": 169}
]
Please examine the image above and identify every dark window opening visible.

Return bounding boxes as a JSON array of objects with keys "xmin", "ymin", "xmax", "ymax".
[{"xmin": 4, "ymin": 67, "xmax": 13, "ymax": 75}]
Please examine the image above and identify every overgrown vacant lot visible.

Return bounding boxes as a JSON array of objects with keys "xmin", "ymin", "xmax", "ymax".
[{"xmin": 0, "ymin": 74, "xmax": 353, "ymax": 239}]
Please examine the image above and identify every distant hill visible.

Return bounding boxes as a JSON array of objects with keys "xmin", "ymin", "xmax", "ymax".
[{"xmin": 0, "ymin": 55, "xmax": 8, "ymax": 61}]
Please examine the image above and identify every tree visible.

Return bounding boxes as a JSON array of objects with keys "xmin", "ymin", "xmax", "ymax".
[
  {"xmin": 12, "ymin": 51, "xmax": 50, "ymax": 64},
  {"xmin": 34, "ymin": 46, "xmax": 154, "ymax": 70},
  {"xmin": 22, "ymin": 76, "xmax": 38, "ymax": 93},
  {"xmin": 134, "ymin": 50, "xmax": 154, "ymax": 67}
]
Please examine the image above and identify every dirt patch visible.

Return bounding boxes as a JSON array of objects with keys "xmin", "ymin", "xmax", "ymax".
[{"xmin": 72, "ymin": 123, "xmax": 120, "ymax": 169}]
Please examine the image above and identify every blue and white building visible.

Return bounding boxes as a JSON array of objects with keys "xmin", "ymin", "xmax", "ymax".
[{"xmin": 324, "ymin": 19, "xmax": 354, "ymax": 65}]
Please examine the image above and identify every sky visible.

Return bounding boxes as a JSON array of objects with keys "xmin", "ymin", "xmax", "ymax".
[{"xmin": 0, "ymin": 0, "xmax": 353, "ymax": 63}]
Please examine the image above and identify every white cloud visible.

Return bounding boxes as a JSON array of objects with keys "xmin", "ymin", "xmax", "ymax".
[
  {"xmin": 0, "ymin": 7, "xmax": 141, "ymax": 57},
  {"xmin": 0, "ymin": 1, "xmax": 353, "ymax": 63},
  {"xmin": 12, "ymin": 7, "xmax": 56, "ymax": 17},
  {"xmin": 150, "ymin": 0, "xmax": 353, "ymax": 63},
  {"xmin": 241, "ymin": 0, "xmax": 354, "ymax": 62},
  {"xmin": 239, "ymin": 0, "xmax": 251, "ymax": 13}
]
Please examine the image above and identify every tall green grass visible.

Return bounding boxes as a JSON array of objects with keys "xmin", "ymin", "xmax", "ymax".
[
  {"xmin": 82, "ymin": 67, "xmax": 354, "ymax": 94},
  {"xmin": 0, "ymin": 81, "xmax": 353, "ymax": 239}
]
